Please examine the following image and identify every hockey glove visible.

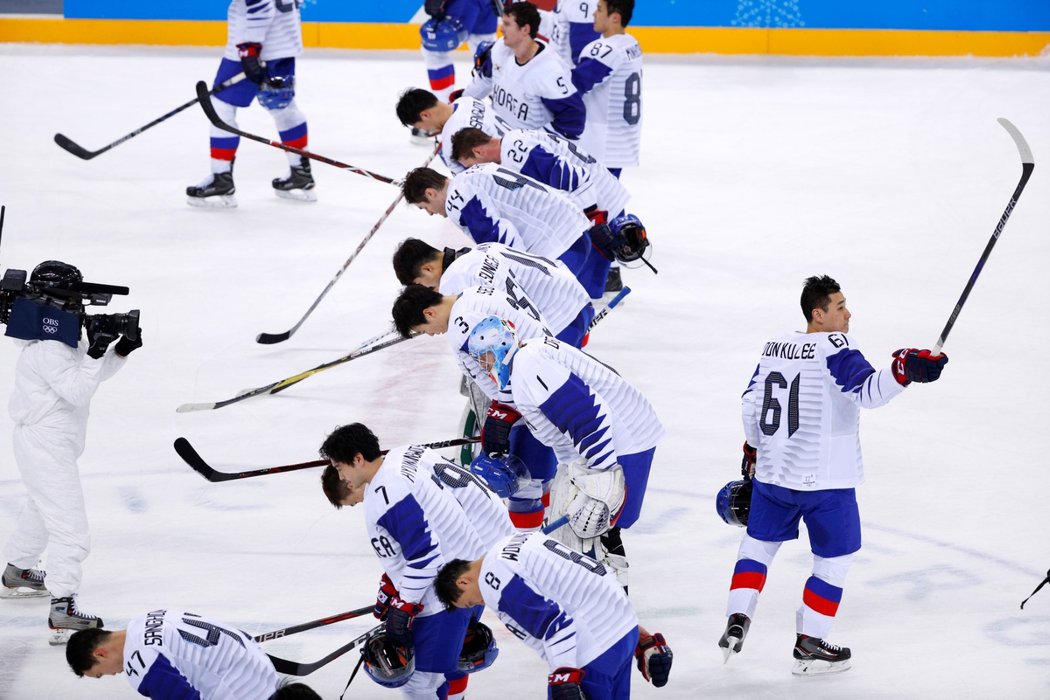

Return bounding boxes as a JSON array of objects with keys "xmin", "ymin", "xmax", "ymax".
[
  {"xmin": 635, "ymin": 632, "xmax": 673, "ymax": 687},
  {"xmin": 85, "ymin": 318, "xmax": 118, "ymax": 360},
  {"xmin": 587, "ymin": 222, "xmax": 618, "ymax": 261},
  {"xmin": 448, "ymin": 88, "xmax": 465, "ymax": 103},
  {"xmin": 548, "ymin": 667, "xmax": 586, "ymax": 700},
  {"xmin": 236, "ymin": 42, "xmax": 266, "ymax": 85},
  {"xmin": 373, "ymin": 573, "xmax": 400, "ymax": 619},
  {"xmin": 384, "ymin": 600, "xmax": 424, "ymax": 649},
  {"xmin": 584, "ymin": 205, "xmax": 609, "ymax": 226},
  {"xmin": 566, "ymin": 465, "xmax": 626, "ymax": 538},
  {"xmin": 473, "ymin": 41, "xmax": 495, "ymax": 78},
  {"xmin": 741, "ymin": 442, "xmax": 756, "ymax": 478},
  {"xmin": 891, "ymin": 348, "xmax": 948, "ymax": 386},
  {"xmin": 424, "ymin": 0, "xmax": 447, "ymax": 17},
  {"xmin": 481, "ymin": 401, "xmax": 521, "ymax": 456}
]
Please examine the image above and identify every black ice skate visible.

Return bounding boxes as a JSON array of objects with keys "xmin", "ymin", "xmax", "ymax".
[
  {"xmin": 718, "ymin": 613, "xmax": 751, "ymax": 663},
  {"xmin": 635, "ymin": 632, "xmax": 673, "ymax": 687},
  {"xmin": 604, "ymin": 266, "xmax": 623, "ymax": 293},
  {"xmin": 1, "ymin": 562, "xmax": 48, "ymax": 598},
  {"xmin": 186, "ymin": 170, "xmax": 237, "ymax": 209},
  {"xmin": 272, "ymin": 156, "xmax": 317, "ymax": 202},
  {"xmin": 410, "ymin": 126, "xmax": 434, "ymax": 146},
  {"xmin": 792, "ymin": 634, "xmax": 852, "ymax": 676},
  {"xmin": 49, "ymin": 595, "xmax": 103, "ymax": 646}
]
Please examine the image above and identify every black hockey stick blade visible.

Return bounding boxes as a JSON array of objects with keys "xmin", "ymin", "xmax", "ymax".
[
  {"xmin": 267, "ymin": 625, "xmax": 380, "ymax": 676},
  {"xmin": 253, "ymin": 606, "xmax": 374, "ymax": 643},
  {"xmin": 256, "ymin": 329, "xmax": 291, "ymax": 345},
  {"xmin": 53, "ymin": 133, "xmax": 100, "ymax": 160}
]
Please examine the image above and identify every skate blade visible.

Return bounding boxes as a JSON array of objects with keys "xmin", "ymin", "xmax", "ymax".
[
  {"xmin": 410, "ymin": 135, "xmax": 435, "ymax": 146},
  {"xmin": 792, "ymin": 658, "xmax": 852, "ymax": 676},
  {"xmin": 274, "ymin": 188, "xmax": 317, "ymax": 202},
  {"xmin": 48, "ymin": 628, "xmax": 72, "ymax": 646},
  {"xmin": 720, "ymin": 635, "xmax": 742, "ymax": 664},
  {"xmin": 0, "ymin": 587, "xmax": 49, "ymax": 599},
  {"xmin": 187, "ymin": 195, "xmax": 238, "ymax": 209}
]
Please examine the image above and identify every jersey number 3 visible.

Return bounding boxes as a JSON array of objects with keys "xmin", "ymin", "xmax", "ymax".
[{"xmin": 760, "ymin": 371, "xmax": 800, "ymax": 437}]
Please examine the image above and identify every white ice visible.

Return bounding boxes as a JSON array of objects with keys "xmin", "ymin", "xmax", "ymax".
[{"xmin": 0, "ymin": 44, "xmax": 1048, "ymax": 699}]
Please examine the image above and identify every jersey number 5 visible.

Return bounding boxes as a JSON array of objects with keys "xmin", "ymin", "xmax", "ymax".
[{"xmin": 760, "ymin": 371, "xmax": 800, "ymax": 437}]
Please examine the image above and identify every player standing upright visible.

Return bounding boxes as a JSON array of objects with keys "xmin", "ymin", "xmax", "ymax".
[
  {"xmin": 396, "ymin": 88, "xmax": 505, "ymax": 174},
  {"xmin": 186, "ymin": 0, "xmax": 315, "ymax": 208},
  {"xmin": 719, "ymin": 275, "xmax": 948, "ymax": 675},
  {"xmin": 418, "ymin": 0, "xmax": 499, "ymax": 105},
  {"xmin": 320, "ymin": 423, "xmax": 513, "ymax": 699},
  {"xmin": 463, "ymin": 2, "xmax": 586, "ymax": 139},
  {"xmin": 553, "ymin": 0, "xmax": 600, "ymax": 65}
]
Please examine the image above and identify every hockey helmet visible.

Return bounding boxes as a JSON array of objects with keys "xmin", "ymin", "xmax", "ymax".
[
  {"xmin": 467, "ymin": 316, "xmax": 519, "ymax": 390},
  {"xmin": 459, "ymin": 620, "xmax": 499, "ymax": 674},
  {"xmin": 362, "ymin": 628, "xmax": 415, "ymax": 688},
  {"xmin": 716, "ymin": 478, "xmax": 753, "ymax": 527},
  {"xmin": 608, "ymin": 213, "xmax": 650, "ymax": 262},
  {"xmin": 469, "ymin": 453, "xmax": 528, "ymax": 498},
  {"xmin": 258, "ymin": 76, "xmax": 296, "ymax": 110},
  {"xmin": 420, "ymin": 16, "xmax": 467, "ymax": 52}
]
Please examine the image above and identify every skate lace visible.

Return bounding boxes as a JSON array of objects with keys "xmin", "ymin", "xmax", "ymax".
[
  {"xmin": 817, "ymin": 639, "xmax": 841, "ymax": 652},
  {"xmin": 24, "ymin": 568, "xmax": 45, "ymax": 583},
  {"xmin": 64, "ymin": 596, "xmax": 98, "ymax": 620}
]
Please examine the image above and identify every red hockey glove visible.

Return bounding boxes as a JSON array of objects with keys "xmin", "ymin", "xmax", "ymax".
[
  {"xmin": 374, "ymin": 573, "xmax": 400, "ymax": 619},
  {"xmin": 584, "ymin": 205, "xmax": 608, "ymax": 226},
  {"xmin": 635, "ymin": 632, "xmax": 673, "ymax": 687},
  {"xmin": 448, "ymin": 88, "xmax": 465, "ymax": 103},
  {"xmin": 481, "ymin": 401, "xmax": 521, "ymax": 456},
  {"xmin": 741, "ymin": 442, "xmax": 756, "ymax": 478},
  {"xmin": 891, "ymin": 348, "xmax": 948, "ymax": 386},
  {"xmin": 236, "ymin": 42, "xmax": 266, "ymax": 85},
  {"xmin": 548, "ymin": 667, "xmax": 586, "ymax": 700}
]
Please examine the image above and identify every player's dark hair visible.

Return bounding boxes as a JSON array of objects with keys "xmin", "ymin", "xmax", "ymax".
[
  {"xmin": 270, "ymin": 683, "xmax": 323, "ymax": 700},
  {"xmin": 66, "ymin": 628, "xmax": 111, "ymax": 677},
  {"xmin": 320, "ymin": 464, "xmax": 350, "ymax": 509},
  {"xmin": 320, "ymin": 423, "xmax": 382, "ymax": 467},
  {"xmin": 801, "ymin": 275, "xmax": 841, "ymax": 322},
  {"xmin": 393, "ymin": 238, "xmax": 443, "ymax": 286},
  {"xmin": 434, "ymin": 559, "xmax": 472, "ymax": 609},
  {"xmin": 401, "ymin": 167, "xmax": 448, "ymax": 204},
  {"xmin": 450, "ymin": 127, "xmax": 494, "ymax": 163},
  {"xmin": 392, "ymin": 284, "xmax": 445, "ymax": 338},
  {"xmin": 504, "ymin": 2, "xmax": 541, "ymax": 38},
  {"xmin": 396, "ymin": 88, "xmax": 439, "ymax": 127},
  {"xmin": 605, "ymin": 0, "xmax": 634, "ymax": 26}
]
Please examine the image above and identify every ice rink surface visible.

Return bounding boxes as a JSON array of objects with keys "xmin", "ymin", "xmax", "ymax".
[{"xmin": 0, "ymin": 43, "xmax": 1048, "ymax": 699}]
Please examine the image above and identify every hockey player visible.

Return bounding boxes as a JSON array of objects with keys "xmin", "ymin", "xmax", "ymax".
[
  {"xmin": 464, "ymin": 315, "xmax": 673, "ymax": 687},
  {"xmin": 65, "ymin": 609, "xmax": 280, "ymax": 698},
  {"xmin": 719, "ymin": 275, "xmax": 948, "ymax": 675},
  {"xmin": 436, "ymin": 531, "xmax": 640, "ymax": 698},
  {"xmin": 186, "ymin": 0, "xmax": 316, "ymax": 208},
  {"xmin": 418, "ymin": 0, "xmax": 499, "ymax": 105},
  {"xmin": 319, "ymin": 423, "xmax": 514, "ymax": 699},
  {"xmin": 552, "ymin": 0, "xmax": 599, "ymax": 65},
  {"xmin": 400, "ymin": 165, "xmax": 614, "ymax": 299},
  {"xmin": 462, "ymin": 2, "xmax": 586, "ymax": 139},
  {"xmin": 1, "ymin": 261, "xmax": 142, "ymax": 643},
  {"xmin": 395, "ymin": 88, "xmax": 504, "ymax": 174}
]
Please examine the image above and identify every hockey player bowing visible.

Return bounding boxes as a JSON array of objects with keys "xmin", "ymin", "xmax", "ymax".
[
  {"xmin": 464, "ymin": 316, "xmax": 673, "ymax": 687},
  {"xmin": 436, "ymin": 531, "xmax": 640, "ymax": 699},
  {"xmin": 319, "ymin": 423, "xmax": 514, "ymax": 699},
  {"xmin": 717, "ymin": 275, "xmax": 948, "ymax": 675}
]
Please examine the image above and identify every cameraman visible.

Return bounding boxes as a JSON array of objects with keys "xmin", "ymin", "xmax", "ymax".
[{"xmin": 1, "ymin": 261, "xmax": 142, "ymax": 643}]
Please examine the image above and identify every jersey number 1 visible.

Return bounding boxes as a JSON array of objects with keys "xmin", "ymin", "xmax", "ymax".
[{"xmin": 760, "ymin": 371, "xmax": 800, "ymax": 437}]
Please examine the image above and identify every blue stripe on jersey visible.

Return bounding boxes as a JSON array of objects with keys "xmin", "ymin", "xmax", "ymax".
[
  {"xmin": 571, "ymin": 57, "xmax": 613, "ymax": 94},
  {"xmin": 542, "ymin": 93, "xmax": 586, "ymax": 139},
  {"xmin": 459, "ymin": 196, "xmax": 503, "ymax": 246},
  {"xmin": 539, "ymin": 374, "xmax": 616, "ymax": 468},
  {"xmin": 521, "ymin": 147, "xmax": 580, "ymax": 193},
  {"xmin": 568, "ymin": 24, "xmax": 601, "ymax": 64},
  {"xmin": 742, "ymin": 363, "xmax": 760, "ymax": 397},
  {"xmin": 825, "ymin": 348, "xmax": 876, "ymax": 393},
  {"xmin": 499, "ymin": 575, "xmax": 572, "ymax": 642},
  {"xmin": 138, "ymin": 652, "xmax": 201, "ymax": 700},
  {"xmin": 376, "ymin": 496, "xmax": 439, "ymax": 572}
]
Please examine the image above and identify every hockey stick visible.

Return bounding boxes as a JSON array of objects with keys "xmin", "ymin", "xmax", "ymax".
[
  {"xmin": 195, "ymin": 80, "xmax": 399, "ymax": 185},
  {"xmin": 588, "ymin": 286, "xmax": 631, "ymax": 329},
  {"xmin": 175, "ymin": 333, "xmax": 412, "ymax": 413},
  {"xmin": 174, "ymin": 435, "xmax": 482, "ymax": 482},
  {"xmin": 268, "ymin": 624, "xmax": 382, "ymax": 676},
  {"xmin": 253, "ymin": 606, "xmax": 373, "ymax": 643},
  {"xmin": 257, "ymin": 142, "xmax": 442, "ymax": 345},
  {"xmin": 932, "ymin": 118, "xmax": 1034, "ymax": 356},
  {"xmin": 54, "ymin": 73, "xmax": 248, "ymax": 161},
  {"xmin": 543, "ymin": 515, "xmax": 569, "ymax": 534}
]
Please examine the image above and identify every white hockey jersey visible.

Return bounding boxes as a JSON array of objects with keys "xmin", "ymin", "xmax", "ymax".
[
  {"xmin": 445, "ymin": 163, "xmax": 590, "ymax": 261},
  {"xmin": 463, "ymin": 39, "xmax": 586, "ymax": 139},
  {"xmin": 222, "ymin": 0, "xmax": 303, "ymax": 62},
  {"xmin": 507, "ymin": 336, "xmax": 665, "ymax": 469},
  {"xmin": 479, "ymin": 532, "xmax": 637, "ymax": 670},
  {"xmin": 741, "ymin": 331, "xmax": 906, "ymax": 490},
  {"xmin": 122, "ymin": 609, "xmax": 277, "ymax": 700},
  {"xmin": 498, "ymin": 128, "xmax": 630, "ymax": 216},
  {"xmin": 440, "ymin": 95, "xmax": 506, "ymax": 175},
  {"xmin": 440, "ymin": 243, "xmax": 590, "ymax": 339},
  {"xmin": 447, "ymin": 284, "xmax": 555, "ymax": 403},
  {"xmin": 363, "ymin": 445, "xmax": 514, "ymax": 616},
  {"xmin": 572, "ymin": 33, "xmax": 642, "ymax": 167},
  {"xmin": 552, "ymin": 0, "xmax": 599, "ymax": 65}
]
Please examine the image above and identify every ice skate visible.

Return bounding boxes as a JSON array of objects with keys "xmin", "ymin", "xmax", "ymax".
[
  {"xmin": 718, "ymin": 613, "xmax": 751, "ymax": 662},
  {"xmin": 604, "ymin": 266, "xmax": 623, "ymax": 293},
  {"xmin": 410, "ymin": 126, "xmax": 434, "ymax": 145},
  {"xmin": 635, "ymin": 631, "xmax": 673, "ymax": 687},
  {"xmin": 186, "ymin": 170, "xmax": 237, "ymax": 208},
  {"xmin": 792, "ymin": 634, "xmax": 852, "ymax": 676},
  {"xmin": 272, "ymin": 156, "xmax": 317, "ymax": 202},
  {"xmin": 1, "ymin": 562, "xmax": 48, "ymax": 598},
  {"xmin": 48, "ymin": 595, "xmax": 103, "ymax": 646}
]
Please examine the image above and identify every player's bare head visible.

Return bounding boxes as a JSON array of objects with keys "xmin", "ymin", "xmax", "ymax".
[
  {"xmin": 66, "ymin": 628, "xmax": 116, "ymax": 678},
  {"xmin": 451, "ymin": 127, "xmax": 497, "ymax": 166},
  {"xmin": 435, "ymin": 559, "xmax": 473, "ymax": 609},
  {"xmin": 320, "ymin": 423, "xmax": 382, "ymax": 472},
  {"xmin": 392, "ymin": 284, "xmax": 449, "ymax": 337},
  {"xmin": 601, "ymin": 0, "xmax": 634, "ymax": 27},
  {"xmin": 393, "ymin": 238, "xmax": 443, "ymax": 286},
  {"xmin": 801, "ymin": 275, "xmax": 842, "ymax": 322},
  {"xmin": 270, "ymin": 683, "xmax": 323, "ymax": 700},
  {"xmin": 396, "ymin": 88, "xmax": 439, "ymax": 127},
  {"xmin": 503, "ymin": 2, "xmax": 541, "ymax": 38},
  {"xmin": 321, "ymin": 464, "xmax": 356, "ymax": 509},
  {"xmin": 402, "ymin": 167, "xmax": 449, "ymax": 215}
]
